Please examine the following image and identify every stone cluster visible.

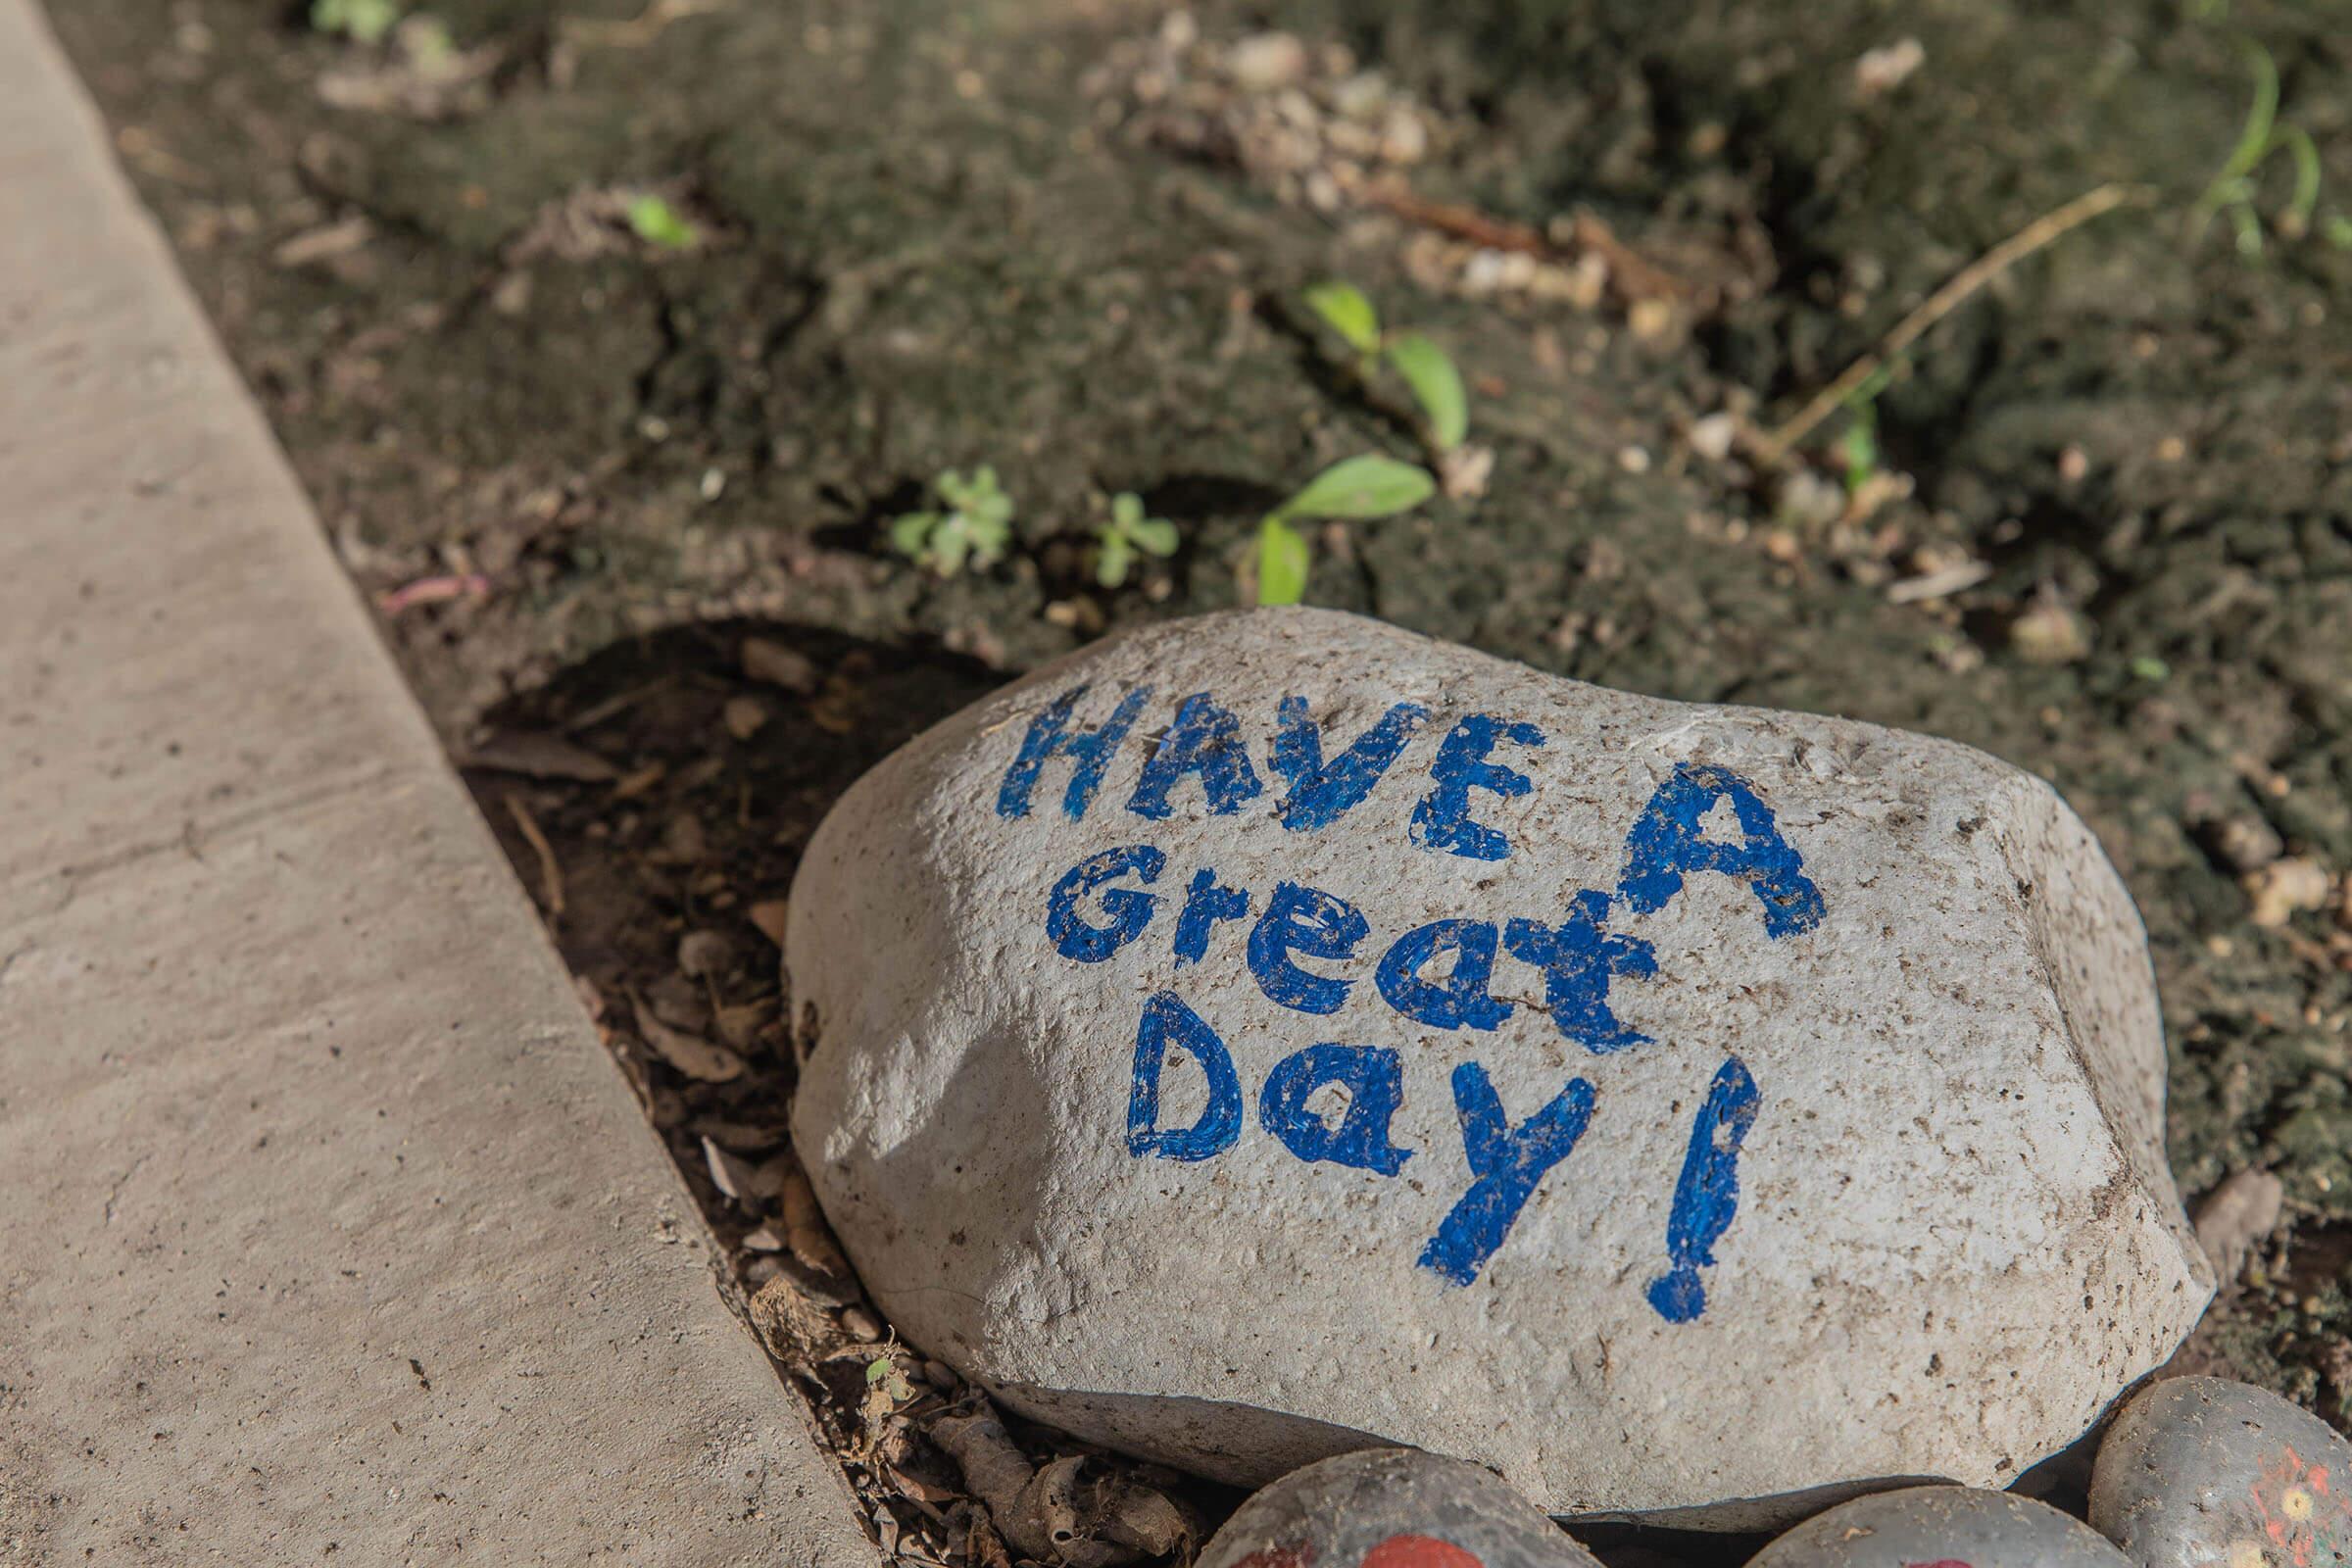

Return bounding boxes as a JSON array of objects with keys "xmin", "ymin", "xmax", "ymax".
[{"xmin": 1197, "ymin": 1380, "xmax": 2349, "ymax": 1568}]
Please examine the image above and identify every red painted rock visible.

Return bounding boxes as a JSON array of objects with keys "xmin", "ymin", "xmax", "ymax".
[
  {"xmin": 1745, "ymin": 1486, "xmax": 2132, "ymax": 1568},
  {"xmin": 2089, "ymin": 1377, "xmax": 2352, "ymax": 1568},
  {"xmin": 1198, "ymin": 1449, "xmax": 1601, "ymax": 1568}
]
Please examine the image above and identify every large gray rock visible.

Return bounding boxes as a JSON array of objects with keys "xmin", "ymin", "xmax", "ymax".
[
  {"xmin": 2090, "ymin": 1377, "xmax": 2352, "ymax": 1568},
  {"xmin": 786, "ymin": 609, "xmax": 2211, "ymax": 1527},
  {"xmin": 1197, "ymin": 1448, "xmax": 1602, "ymax": 1568}
]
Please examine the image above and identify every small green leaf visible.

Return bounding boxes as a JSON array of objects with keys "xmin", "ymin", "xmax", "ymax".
[
  {"xmin": 1276, "ymin": 454, "xmax": 1436, "ymax": 521},
  {"xmin": 1256, "ymin": 516, "xmax": 1310, "ymax": 607},
  {"xmin": 626, "ymin": 195, "xmax": 698, "ymax": 250},
  {"xmin": 887, "ymin": 512, "xmax": 936, "ymax": 560},
  {"xmin": 1304, "ymin": 282, "xmax": 1381, "ymax": 358},
  {"xmin": 1111, "ymin": 492, "xmax": 1145, "ymax": 529},
  {"xmin": 865, "ymin": 1357, "xmax": 892, "ymax": 1386},
  {"xmin": 312, "ymin": 0, "xmax": 402, "ymax": 43},
  {"xmin": 1386, "ymin": 333, "xmax": 1468, "ymax": 452},
  {"xmin": 1096, "ymin": 530, "xmax": 1135, "ymax": 589},
  {"xmin": 1128, "ymin": 516, "xmax": 1180, "ymax": 557},
  {"xmin": 932, "ymin": 521, "xmax": 972, "ymax": 576},
  {"xmin": 2130, "ymin": 655, "xmax": 2172, "ymax": 682}
]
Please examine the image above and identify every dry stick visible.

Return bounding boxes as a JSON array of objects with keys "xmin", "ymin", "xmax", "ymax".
[
  {"xmin": 564, "ymin": 0, "xmax": 727, "ymax": 48},
  {"xmin": 505, "ymin": 796, "xmax": 565, "ymax": 918},
  {"xmin": 1754, "ymin": 181, "xmax": 2150, "ymax": 466},
  {"xmin": 1368, "ymin": 184, "xmax": 1695, "ymax": 303}
]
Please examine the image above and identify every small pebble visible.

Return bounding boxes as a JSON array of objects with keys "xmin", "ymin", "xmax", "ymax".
[
  {"xmin": 677, "ymin": 928, "xmax": 735, "ymax": 980},
  {"xmin": 840, "ymin": 1305, "xmax": 882, "ymax": 1342},
  {"xmin": 1687, "ymin": 412, "xmax": 1740, "ymax": 463},
  {"xmin": 1747, "ymin": 1485, "xmax": 2131, "ymax": 1568},
  {"xmin": 723, "ymin": 695, "xmax": 768, "ymax": 740},
  {"xmin": 1228, "ymin": 32, "xmax": 1306, "ymax": 90},
  {"xmin": 2090, "ymin": 1376, "xmax": 2352, "ymax": 1568},
  {"xmin": 1197, "ymin": 1448, "xmax": 1602, "ymax": 1568},
  {"xmin": 2245, "ymin": 857, "xmax": 2332, "ymax": 928},
  {"xmin": 2198, "ymin": 813, "xmax": 2284, "ymax": 875},
  {"xmin": 741, "ymin": 636, "xmax": 819, "ymax": 694}
]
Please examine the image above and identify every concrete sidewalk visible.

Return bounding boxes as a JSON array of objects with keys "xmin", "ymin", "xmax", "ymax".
[{"xmin": 0, "ymin": 1, "xmax": 875, "ymax": 1559}]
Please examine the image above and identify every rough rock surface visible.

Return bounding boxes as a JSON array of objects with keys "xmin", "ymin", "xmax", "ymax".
[
  {"xmin": 787, "ymin": 609, "xmax": 2212, "ymax": 1526},
  {"xmin": 1745, "ymin": 1486, "xmax": 2133, "ymax": 1568},
  {"xmin": 2090, "ymin": 1377, "xmax": 2352, "ymax": 1568},
  {"xmin": 1197, "ymin": 1448, "xmax": 1602, "ymax": 1568}
]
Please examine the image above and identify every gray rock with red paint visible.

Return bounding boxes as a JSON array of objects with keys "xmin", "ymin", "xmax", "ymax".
[
  {"xmin": 1197, "ymin": 1449, "xmax": 1601, "ymax": 1568},
  {"xmin": 786, "ymin": 608, "xmax": 2212, "ymax": 1527},
  {"xmin": 1745, "ymin": 1486, "xmax": 2132, "ymax": 1568},
  {"xmin": 2090, "ymin": 1377, "xmax": 2352, "ymax": 1568}
]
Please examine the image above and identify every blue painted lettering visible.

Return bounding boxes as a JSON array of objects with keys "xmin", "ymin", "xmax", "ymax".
[
  {"xmin": 1407, "ymin": 714, "xmax": 1544, "ymax": 860},
  {"xmin": 1127, "ymin": 692, "xmax": 1264, "ymax": 820},
  {"xmin": 1126, "ymin": 992, "xmax": 1244, "ymax": 1162},
  {"xmin": 1172, "ymin": 868, "xmax": 1251, "ymax": 966},
  {"xmin": 1645, "ymin": 1055, "xmax": 1761, "ymax": 1322},
  {"xmin": 997, "ymin": 684, "xmax": 1152, "ymax": 821},
  {"xmin": 1258, "ymin": 1044, "xmax": 1412, "ymax": 1175},
  {"xmin": 1270, "ymin": 696, "xmax": 1432, "ymax": 832},
  {"xmin": 1247, "ymin": 881, "xmax": 1369, "ymax": 1015},
  {"xmin": 1419, "ymin": 1063, "xmax": 1596, "ymax": 1286},
  {"xmin": 1618, "ymin": 763, "xmax": 1825, "ymax": 938},
  {"xmin": 1500, "ymin": 890, "xmax": 1658, "ymax": 1053},
  {"xmin": 1375, "ymin": 919, "xmax": 1513, "ymax": 1031},
  {"xmin": 1046, "ymin": 845, "xmax": 1166, "ymax": 962}
]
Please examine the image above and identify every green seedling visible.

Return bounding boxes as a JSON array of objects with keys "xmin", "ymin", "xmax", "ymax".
[
  {"xmin": 888, "ymin": 466, "xmax": 1015, "ymax": 577},
  {"xmin": 863, "ymin": 1353, "xmax": 916, "ymax": 1406},
  {"xmin": 311, "ymin": 0, "xmax": 402, "ymax": 44},
  {"xmin": 2194, "ymin": 37, "xmax": 2324, "ymax": 258},
  {"xmin": 1253, "ymin": 453, "xmax": 1436, "ymax": 607},
  {"xmin": 1094, "ymin": 492, "xmax": 1179, "ymax": 589},
  {"xmin": 1838, "ymin": 364, "xmax": 1895, "ymax": 498},
  {"xmin": 1302, "ymin": 282, "xmax": 1470, "ymax": 454},
  {"xmin": 626, "ymin": 194, "xmax": 699, "ymax": 251}
]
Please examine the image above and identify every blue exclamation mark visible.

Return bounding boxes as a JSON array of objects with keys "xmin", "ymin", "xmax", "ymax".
[{"xmin": 1645, "ymin": 1055, "xmax": 1760, "ymax": 1323}]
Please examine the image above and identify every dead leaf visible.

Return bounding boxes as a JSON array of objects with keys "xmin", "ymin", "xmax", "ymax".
[
  {"xmin": 272, "ymin": 216, "xmax": 374, "ymax": 269},
  {"xmin": 777, "ymin": 1156, "xmax": 852, "ymax": 1278},
  {"xmin": 749, "ymin": 901, "xmax": 790, "ymax": 947},
  {"xmin": 630, "ymin": 991, "xmax": 744, "ymax": 1082},
  {"xmin": 465, "ymin": 729, "xmax": 617, "ymax": 783},
  {"xmin": 2194, "ymin": 1168, "xmax": 2283, "ymax": 1286},
  {"xmin": 704, "ymin": 1136, "xmax": 760, "ymax": 1202},
  {"xmin": 713, "ymin": 1002, "xmax": 770, "ymax": 1050}
]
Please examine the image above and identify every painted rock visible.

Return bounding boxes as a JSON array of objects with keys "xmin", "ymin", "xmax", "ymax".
[
  {"xmin": 786, "ymin": 608, "xmax": 2212, "ymax": 1526},
  {"xmin": 1745, "ymin": 1485, "xmax": 2132, "ymax": 1568},
  {"xmin": 2089, "ymin": 1377, "xmax": 2352, "ymax": 1568},
  {"xmin": 1197, "ymin": 1448, "xmax": 1602, "ymax": 1568}
]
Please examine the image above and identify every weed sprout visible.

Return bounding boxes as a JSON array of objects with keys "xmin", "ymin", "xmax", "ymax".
[
  {"xmin": 1094, "ymin": 493, "xmax": 1180, "ymax": 589},
  {"xmin": 2194, "ymin": 37, "xmax": 2325, "ymax": 257},
  {"xmin": 1254, "ymin": 454, "xmax": 1435, "ymax": 607},
  {"xmin": 889, "ymin": 467, "xmax": 1015, "ymax": 577}
]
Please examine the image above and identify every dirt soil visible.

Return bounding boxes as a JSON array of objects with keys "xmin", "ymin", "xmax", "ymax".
[{"xmin": 44, "ymin": 0, "xmax": 2352, "ymax": 1560}]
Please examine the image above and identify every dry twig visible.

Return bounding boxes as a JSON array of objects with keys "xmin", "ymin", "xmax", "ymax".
[
  {"xmin": 1368, "ymin": 184, "xmax": 1693, "ymax": 303},
  {"xmin": 505, "ymin": 796, "xmax": 565, "ymax": 917},
  {"xmin": 562, "ymin": 0, "xmax": 728, "ymax": 49},
  {"xmin": 1754, "ymin": 182, "xmax": 2149, "ymax": 466}
]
